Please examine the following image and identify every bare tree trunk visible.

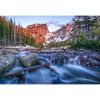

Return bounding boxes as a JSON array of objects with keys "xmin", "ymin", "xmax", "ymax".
[
  {"xmin": 85, "ymin": 16, "xmax": 90, "ymax": 41},
  {"xmin": 2, "ymin": 25, "xmax": 6, "ymax": 55},
  {"xmin": 13, "ymin": 22, "xmax": 16, "ymax": 46}
]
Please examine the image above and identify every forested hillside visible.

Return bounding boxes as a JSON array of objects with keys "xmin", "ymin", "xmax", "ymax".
[{"xmin": 0, "ymin": 16, "xmax": 35, "ymax": 46}]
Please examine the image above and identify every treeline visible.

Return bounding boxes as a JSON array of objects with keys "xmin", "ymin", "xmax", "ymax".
[
  {"xmin": 0, "ymin": 16, "xmax": 35, "ymax": 46},
  {"xmin": 48, "ymin": 40, "xmax": 71, "ymax": 47},
  {"xmin": 49, "ymin": 16, "xmax": 100, "ymax": 51}
]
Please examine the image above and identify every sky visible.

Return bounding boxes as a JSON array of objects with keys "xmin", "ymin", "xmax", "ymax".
[{"xmin": 7, "ymin": 16, "xmax": 74, "ymax": 32}]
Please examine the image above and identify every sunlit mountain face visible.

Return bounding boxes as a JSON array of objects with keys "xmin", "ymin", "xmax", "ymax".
[
  {"xmin": 26, "ymin": 23, "xmax": 49, "ymax": 43},
  {"xmin": 25, "ymin": 23, "xmax": 73, "ymax": 44}
]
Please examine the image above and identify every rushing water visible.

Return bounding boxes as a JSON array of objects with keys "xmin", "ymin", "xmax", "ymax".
[{"xmin": 0, "ymin": 50, "xmax": 100, "ymax": 84}]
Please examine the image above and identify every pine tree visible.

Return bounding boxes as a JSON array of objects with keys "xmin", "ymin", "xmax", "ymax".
[
  {"xmin": 9, "ymin": 18, "xmax": 14, "ymax": 45},
  {"xmin": 73, "ymin": 16, "xmax": 97, "ymax": 40},
  {"xmin": 90, "ymin": 16, "xmax": 100, "ymax": 40},
  {"xmin": 13, "ymin": 19, "xmax": 16, "ymax": 46},
  {"xmin": 0, "ymin": 17, "xmax": 4, "ymax": 45}
]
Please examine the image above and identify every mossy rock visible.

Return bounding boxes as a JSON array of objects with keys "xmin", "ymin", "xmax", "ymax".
[
  {"xmin": 0, "ymin": 54, "xmax": 15, "ymax": 74},
  {"xmin": 19, "ymin": 53, "xmax": 37, "ymax": 67}
]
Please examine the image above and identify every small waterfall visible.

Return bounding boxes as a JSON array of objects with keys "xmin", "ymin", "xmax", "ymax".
[{"xmin": 68, "ymin": 56, "xmax": 79, "ymax": 65}]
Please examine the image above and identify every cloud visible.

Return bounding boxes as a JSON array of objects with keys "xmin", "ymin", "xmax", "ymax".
[
  {"xmin": 47, "ymin": 20, "xmax": 64, "ymax": 27},
  {"xmin": 53, "ymin": 23, "xmax": 64, "ymax": 27},
  {"xmin": 48, "ymin": 21, "xmax": 59, "ymax": 25}
]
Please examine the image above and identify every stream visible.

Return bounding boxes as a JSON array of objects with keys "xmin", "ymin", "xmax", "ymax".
[{"xmin": 0, "ymin": 50, "xmax": 100, "ymax": 84}]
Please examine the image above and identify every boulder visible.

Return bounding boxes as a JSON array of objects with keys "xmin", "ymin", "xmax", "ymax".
[
  {"xmin": 36, "ymin": 57, "xmax": 50, "ymax": 67},
  {"xmin": 89, "ymin": 58, "xmax": 100, "ymax": 67},
  {"xmin": 80, "ymin": 55, "xmax": 90, "ymax": 67},
  {"xmin": 24, "ymin": 65, "xmax": 43, "ymax": 71},
  {"xmin": 19, "ymin": 53, "xmax": 37, "ymax": 67},
  {"xmin": 51, "ymin": 53, "xmax": 69, "ymax": 65},
  {"xmin": 79, "ymin": 52, "xmax": 100, "ymax": 67},
  {"xmin": 6, "ymin": 49, "xmax": 19, "ymax": 54},
  {"xmin": 0, "ymin": 54, "xmax": 15, "ymax": 74},
  {"xmin": 92, "ymin": 55, "xmax": 100, "ymax": 61}
]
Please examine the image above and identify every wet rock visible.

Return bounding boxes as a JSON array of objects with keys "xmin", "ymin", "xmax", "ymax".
[
  {"xmin": 19, "ymin": 53, "xmax": 37, "ymax": 67},
  {"xmin": 36, "ymin": 56, "xmax": 50, "ymax": 67},
  {"xmin": 24, "ymin": 65, "xmax": 43, "ymax": 71},
  {"xmin": 89, "ymin": 58, "xmax": 100, "ymax": 67},
  {"xmin": 6, "ymin": 49, "xmax": 19, "ymax": 54},
  {"xmin": 67, "ymin": 49, "xmax": 77, "ymax": 55},
  {"xmin": 4, "ymin": 67, "xmax": 24, "ymax": 77},
  {"xmin": 77, "ymin": 49, "xmax": 92, "ymax": 56},
  {"xmin": 0, "ymin": 54, "xmax": 15, "ymax": 73},
  {"xmin": 79, "ymin": 49, "xmax": 100, "ymax": 67},
  {"xmin": 80, "ymin": 55, "xmax": 91, "ymax": 67},
  {"xmin": 92, "ymin": 55, "xmax": 100, "ymax": 61},
  {"xmin": 51, "ymin": 53, "xmax": 69, "ymax": 65}
]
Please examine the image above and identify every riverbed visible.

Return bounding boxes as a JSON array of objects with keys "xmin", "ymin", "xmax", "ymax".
[{"xmin": 0, "ymin": 49, "xmax": 100, "ymax": 84}]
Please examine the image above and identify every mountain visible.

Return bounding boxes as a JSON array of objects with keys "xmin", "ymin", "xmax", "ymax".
[
  {"xmin": 26, "ymin": 24, "xmax": 49, "ymax": 43},
  {"xmin": 26, "ymin": 23, "xmax": 74, "ymax": 44},
  {"xmin": 47, "ymin": 24, "xmax": 74, "ymax": 43}
]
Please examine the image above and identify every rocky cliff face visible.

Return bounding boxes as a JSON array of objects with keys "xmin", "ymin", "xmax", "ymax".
[
  {"xmin": 48, "ymin": 24, "xmax": 74, "ymax": 43},
  {"xmin": 26, "ymin": 24, "xmax": 49, "ymax": 43},
  {"xmin": 25, "ymin": 23, "xmax": 74, "ymax": 44}
]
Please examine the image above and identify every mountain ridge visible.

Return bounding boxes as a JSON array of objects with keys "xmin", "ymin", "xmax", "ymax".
[{"xmin": 25, "ymin": 23, "xmax": 73, "ymax": 44}]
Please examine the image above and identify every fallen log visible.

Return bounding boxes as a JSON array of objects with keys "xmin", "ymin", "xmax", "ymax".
[{"xmin": 3, "ymin": 65, "xmax": 43, "ymax": 77}]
